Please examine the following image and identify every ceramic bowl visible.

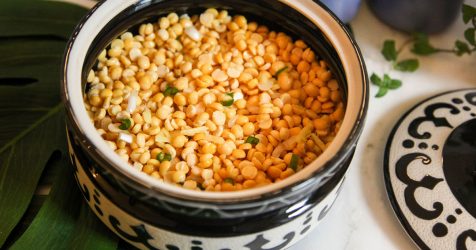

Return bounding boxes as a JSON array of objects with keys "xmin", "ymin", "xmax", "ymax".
[{"xmin": 61, "ymin": 0, "xmax": 368, "ymax": 249}]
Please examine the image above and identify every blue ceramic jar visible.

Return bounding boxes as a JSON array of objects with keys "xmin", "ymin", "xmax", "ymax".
[{"xmin": 368, "ymin": 0, "xmax": 464, "ymax": 34}]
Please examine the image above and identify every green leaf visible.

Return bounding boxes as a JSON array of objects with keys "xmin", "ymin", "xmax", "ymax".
[
  {"xmin": 10, "ymin": 155, "xmax": 118, "ymax": 249},
  {"xmin": 464, "ymin": 28, "xmax": 475, "ymax": 46},
  {"xmin": 375, "ymin": 87, "xmax": 388, "ymax": 98},
  {"xmin": 0, "ymin": 0, "xmax": 87, "ymax": 39},
  {"xmin": 370, "ymin": 73, "xmax": 382, "ymax": 86},
  {"xmin": 455, "ymin": 40, "xmax": 471, "ymax": 56},
  {"xmin": 411, "ymin": 33, "xmax": 438, "ymax": 55},
  {"xmin": 388, "ymin": 79, "xmax": 402, "ymax": 90},
  {"xmin": 68, "ymin": 200, "xmax": 118, "ymax": 249},
  {"xmin": 382, "ymin": 74, "xmax": 392, "ymax": 87},
  {"xmin": 381, "ymin": 40, "xmax": 398, "ymax": 61},
  {"xmin": 0, "ymin": 2, "xmax": 87, "ymax": 244},
  {"xmin": 0, "ymin": 1, "xmax": 119, "ymax": 248},
  {"xmin": 462, "ymin": 4, "xmax": 476, "ymax": 24},
  {"xmin": 394, "ymin": 59, "xmax": 419, "ymax": 72}
]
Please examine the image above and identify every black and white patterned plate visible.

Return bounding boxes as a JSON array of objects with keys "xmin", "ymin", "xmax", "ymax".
[{"xmin": 384, "ymin": 89, "xmax": 476, "ymax": 250}]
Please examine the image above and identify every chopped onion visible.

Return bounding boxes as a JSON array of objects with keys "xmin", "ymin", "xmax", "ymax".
[
  {"xmin": 233, "ymin": 91, "xmax": 244, "ymax": 101},
  {"xmin": 126, "ymin": 90, "xmax": 137, "ymax": 113},
  {"xmin": 227, "ymin": 116, "xmax": 237, "ymax": 128},
  {"xmin": 185, "ymin": 26, "xmax": 202, "ymax": 42},
  {"xmin": 155, "ymin": 130, "xmax": 170, "ymax": 144},
  {"xmin": 283, "ymin": 125, "xmax": 313, "ymax": 149},
  {"xmin": 206, "ymin": 134, "xmax": 225, "ymax": 144},
  {"xmin": 272, "ymin": 145, "xmax": 285, "ymax": 157},
  {"xmin": 107, "ymin": 123, "xmax": 121, "ymax": 133},
  {"xmin": 181, "ymin": 126, "xmax": 208, "ymax": 136},
  {"xmin": 118, "ymin": 133, "xmax": 133, "ymax": 144}
]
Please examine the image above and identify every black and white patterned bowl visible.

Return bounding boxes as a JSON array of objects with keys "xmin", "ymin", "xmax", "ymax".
[{"xmin": 61, "ymin": 0, "xmax": 368, "ymax": 249}]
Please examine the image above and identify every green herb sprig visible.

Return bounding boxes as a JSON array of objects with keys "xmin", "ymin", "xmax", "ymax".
[
  {"xmin": 370, "ymin": 74, "xmax": 402, "ymax": 98},
  {"xmin": 412, "ymin": 4, "xmax": 476, "ymax": 56},
  {"xmin": 381, "ymin": 40, "xmax": 420, "ymax": 72},
  {"xmin": 372, "ymin": 4, "xmax": 475, "ymax": 98}
]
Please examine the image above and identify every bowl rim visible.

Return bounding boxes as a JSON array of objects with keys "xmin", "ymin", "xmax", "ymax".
[{"xmin": 61, "ymin": 0, "xmax": 368, "ymax": 202}]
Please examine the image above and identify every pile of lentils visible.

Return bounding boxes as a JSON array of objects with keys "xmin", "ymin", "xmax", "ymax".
[{"xmin": 84, "ymin": 9, "xmax": 345, "ymax": 191}]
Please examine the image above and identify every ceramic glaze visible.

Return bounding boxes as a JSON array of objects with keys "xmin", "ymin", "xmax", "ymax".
[
  {"xmin": 385, "ymin": 89, "xmax": 476, "ymax": 250},
  {"xmin": 368, "ymin": 0, "xmax": 463, "ymax": 34},
  {"xmin": 68, "ymin": 131, "xmax": 345, "ymax": 249}
]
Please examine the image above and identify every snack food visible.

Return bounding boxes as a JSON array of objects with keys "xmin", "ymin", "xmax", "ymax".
[{"xmin": 84, "ymin": 9, "xmax": 345, "ymax": 191}]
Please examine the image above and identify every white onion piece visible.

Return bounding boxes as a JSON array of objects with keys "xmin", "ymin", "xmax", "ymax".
[
  {"xmin": 272, "ymin": 144, "xmax": 285, "ymax": 157},
  {"xmin": 118, "ymin": 133, "xmax": 133, "ymax": 144},
  {"xmin": 205, "ymin": 134, "xmax": 225, "ymax": 144},
  {"xmin": 126, "ymin": 90, "xmax": 137, "ymax": 113},
  {"xmin": 107, "ymin": 123, "xmax": 121, "ymax": 133},
  {"xmin": 181, "ymin": 126, "xmax": 208, "ymax": 136},
  {"xmin": 233, "ymin": 91, "xmax": 244, "ymax": 101},
  {"xmin": 227, "ymin": 116, "xmax": 237, "ymax": 128},
  {"xmin": 185, "ymin": 26, "xmax": 202, "ymax": 42}
]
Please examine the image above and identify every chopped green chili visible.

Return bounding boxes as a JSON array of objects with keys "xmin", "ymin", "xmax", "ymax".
[
  {"xmin": 290, "ymin": 154, "xmax": 299, "ymax": 171},
  {"xmin": 224, "ymin": 178, "xmax": 235, "ymax": 184},
  {"xmin": 275, "ymin": 66, "xmax": 289, "ymax": 77},
  {"xmin": 119, "ymin": 118, "xmax": 131, "ymax": 130},
  {"xmin": 163, "ymin": 85, "xmax": 179, "ymax": 96},
  {"xmin": 156, "ymin": 152, "xmax": 172, "ymax": 162},
  {"xmin": 245, "ymin": 136, "xmax": 259, "ymax": 145},
  {"xmin": 221, "ymin": 93, "xmax": 234, "ymax": 106}
]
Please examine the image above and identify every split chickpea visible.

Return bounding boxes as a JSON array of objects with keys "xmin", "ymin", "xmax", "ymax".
[{"xmin": 85, "ymin": 9, "xmax": 345, "ymax": 192}]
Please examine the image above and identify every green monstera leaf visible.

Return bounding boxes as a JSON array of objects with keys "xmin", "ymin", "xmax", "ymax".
[{"xmin": 0, "ymin": 0, "xmax": 118, "ymax": 249}]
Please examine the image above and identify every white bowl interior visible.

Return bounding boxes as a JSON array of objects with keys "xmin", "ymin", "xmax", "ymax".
[{"xmin": 64, "ymin": 0, "xmax": 366, "ymax": 201}]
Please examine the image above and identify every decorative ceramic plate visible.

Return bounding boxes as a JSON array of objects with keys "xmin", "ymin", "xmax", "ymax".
[{"xmin": 384, "ymin": 89, "xmax": 476, "ymax": 250}]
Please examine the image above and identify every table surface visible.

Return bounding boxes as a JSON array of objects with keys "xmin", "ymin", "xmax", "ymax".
[
  {"xmin": 65, "ymin": 1, "xmax": 476, "ymax": 249},
  {"xmin": 293, "ymin": 1, "xmax": 476, "ymax": 249}
]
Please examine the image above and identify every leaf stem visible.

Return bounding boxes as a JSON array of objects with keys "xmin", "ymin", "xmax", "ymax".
[
  {"xmin": 0, "ymin": 103, "xmax": 62, "ymax": 155},
  {"xmin": 435, "ymin": 48, "xmax": 458, "ymax": 53},
  {"xmin": 397, "ymin": 38, "xmax": 414, "ymax": 55}
]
